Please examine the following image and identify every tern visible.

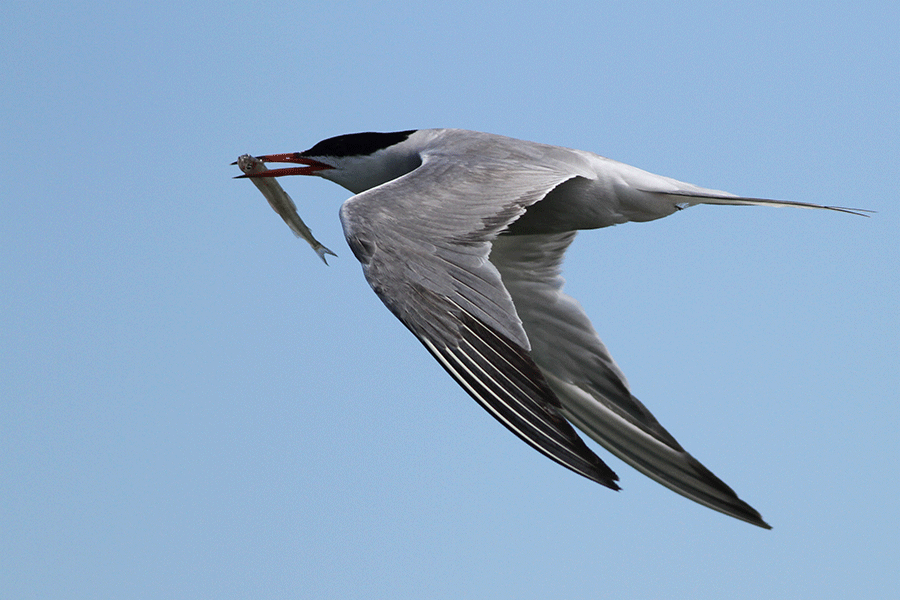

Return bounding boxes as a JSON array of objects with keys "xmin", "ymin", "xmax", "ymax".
[{"xmin": 238, "ymin": 129, "xmax": 865, "ymax": 529}]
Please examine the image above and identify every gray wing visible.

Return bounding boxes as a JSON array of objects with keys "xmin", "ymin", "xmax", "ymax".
[
  {"xmin": 339, "ymin": 149, "xmax": 619, "ymax": 489},
  {"xmin": 490, "ymin": 231, "xmax": 770, "ymax": 528}
]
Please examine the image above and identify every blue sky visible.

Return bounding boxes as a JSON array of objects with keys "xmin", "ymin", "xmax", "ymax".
[{"xmin": 2, "ymin": 1, "xmax": 897, "ymax": 598}]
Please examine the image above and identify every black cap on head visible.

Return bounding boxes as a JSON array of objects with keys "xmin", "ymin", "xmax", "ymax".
[{"xmin": 300, "ymin": 130, "xmax": 417, "ymax": 158}]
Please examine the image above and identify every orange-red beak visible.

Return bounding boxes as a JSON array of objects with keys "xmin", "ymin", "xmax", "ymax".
[{"xmin": 232, "ymin": 153, "xmax": 334, "ymax": 178}]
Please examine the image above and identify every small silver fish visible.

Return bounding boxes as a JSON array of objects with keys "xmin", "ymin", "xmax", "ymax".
[{"xmin": 235, "ymin": 154, "xmax": 337, "ymax": 264}]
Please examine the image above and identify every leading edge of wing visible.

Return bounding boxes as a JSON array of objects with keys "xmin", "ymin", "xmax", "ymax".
[{"xmin": 416, "ymin": 296, "xmax": 620, "ymax": 490}]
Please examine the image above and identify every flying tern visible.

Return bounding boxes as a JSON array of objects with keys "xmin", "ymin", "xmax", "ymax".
[{"xmin": 236, "ymin": 129, "xmax": 866, "ymax": 529}]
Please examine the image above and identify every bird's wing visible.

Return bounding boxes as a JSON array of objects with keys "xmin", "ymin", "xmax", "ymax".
[
  {"xmin": 339, "ymin": 148, "xmax": 619, "ymax": 489},
  {"xmin": 489, "ymin": 231, "xmax": 770, "ymax": 528}
]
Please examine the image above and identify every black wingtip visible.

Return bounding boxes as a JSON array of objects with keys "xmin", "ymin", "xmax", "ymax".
[
  {"xmin": 603, "ymin": 478, "xmax": 622, "ymax": 492},
  {"xmin": 728, "ymin": 501, "xmax": 771, "ymax": 530}
]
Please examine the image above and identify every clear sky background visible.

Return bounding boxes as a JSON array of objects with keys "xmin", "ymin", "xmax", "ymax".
[{"xmin": 2, "ymin": 1, "xmax": 897, "ymax": 598}]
